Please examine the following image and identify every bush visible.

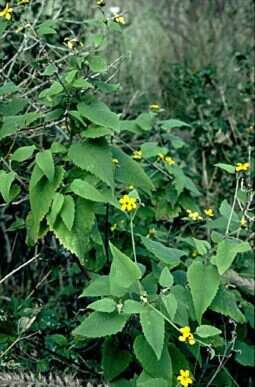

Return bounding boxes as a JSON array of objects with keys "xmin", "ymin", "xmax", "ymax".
[{"xmin": 0, "ymin": 1, "xmax": 254, "ymax": 386}]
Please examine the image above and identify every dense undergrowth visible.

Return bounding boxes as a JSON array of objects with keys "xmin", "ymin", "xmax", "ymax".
[{"xmin": 0, "ymin": 1, "xmax": 254, "ymax": 386}]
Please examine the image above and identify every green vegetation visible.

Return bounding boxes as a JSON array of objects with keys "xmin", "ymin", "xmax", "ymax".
[{"xmin": 0, "ymin": 1, "xmax": 254, "ymax": 386}]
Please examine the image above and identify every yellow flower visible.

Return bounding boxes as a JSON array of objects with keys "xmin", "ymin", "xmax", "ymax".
[
  {"xmin": 132, "ymin": 150, "xmax": 142, "ymax": 160},
  {"xmin": 149, "ymin": 103, "xmax": 160, "ymax": 112},
  {"xmin": 177, "ymin": 369, "xmax": 193, "ymax": 387},
  {"xmin": 204, "ymin": 208, "xmax": 214, "ymax": 217},
  {"xmin": 235, "ymin": 162, "xmax": 250, "ymax": 172},
  {"xmin": 178, "ymin": 326, "xmax": 196, "ymax": 346},
  {"xmin": 96, "ymin": 0, "xmax": 105, "ymax": 6},
  {"xmin": 0, "ymin": 3, "xmax": 13, "ymax": 20},
  {"xmin": 186, "ymin": 209, "xmax": 202, "ymax": 221},
  {"xmin": 17, "ymin": 0, "xmax": 30, "ymax": 4},
  {"xmin": 113, "ymin": 15, "xmax": 125, "ymax": 24},
  {"xmin": 119, "ymin": 195, "xmax": 137, "ymax": 212},
  {"xmin": 240, "ymin": 216, "xmax": 247, "ymax": 227},
  {"xmin": 64, "ymin": 37, "xmax": 83, "ymax": 50},
  {"xmin": 128, "ymin": 185, "xmax": 134, "ymax": 190},
  {"xmin": 112, "ymin": 158, "xmax": 119, "ymax": 165},
  {"xmin": 165, "ymin": 156, "xmax": 175, "ymax": 166}
]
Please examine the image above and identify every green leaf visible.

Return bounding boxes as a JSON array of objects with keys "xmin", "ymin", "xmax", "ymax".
[
  {"xmin": 161, "ymin": 294, "xmax": 177, "ymax": 320},
  {"xmin": 109, "ymin": 243, "xmax": 142, "ymax": 297},
  {"xmin": 0, "ymin": 171, "xmax": 19, "ymax": 203},
  {"xmin": 159, "ymin": 267, "xmax": 174, "ymax": 288},
  {"xmin": 60, "ymin": 195, "xmax": 75, "ymax": 231},
  {"xmin": 64, "ymin": 69, "xmax": 78, "ymax": 84},
  {"xmin": 88, "ymin": 298, "xmax": 116, "ymax": 313},
  {"xmin": 37, "ymin": 20, "xmax": 58, "ymax": 36},
  {"xmin": 78, "ymin": 99, "xmax": 120, "ymax": 131},
  {"xmin": 11, "ymin": 145, "xmax": 36, "ymax": 162},
  {"xmin": 195, "ymin": 325, "xmax": 221, "ymax": 338},
  {"xmin": 140, "ymin": 306, "xmax": 165, "ymax": 360},
  {"xmin": 192, "ymin": 238, "xmax": 210, "ymax": 256},
  {"xmin": 219, "ymin": 200, "xmax": 239, "ymax": 223},
  {"xmin": 28, "ymin": 166, "xmax": 64, "ymax": 244},
  {"xmin": 87, "ymin": 55, "xmax": 107, "ymax": 73},
  {"xmin": 0, "ymin": 82, "xmax": 19, "ymax": 96},
  {"xmin": 210, "ymin": 287, "xmax": 246, "ymax": 323},
  {"xmin": 187, "ymin": 261, "xmax": 220, "ymax": 323},
  {"xmin": 102, "ymin": 337, "xmax": 132, "ymax": 381},
  {"xmin": 134, "ymin": 335, "xmax": 172, "ymax": 381},
  {"xmin": 39, "ymin": 81, "xmax": 63, "ymax": 99},
  {"xmin": 141, "ymin": 237, "xmax": 186, "ymax": 269},
  {"xmin": 36, "ymin": 150, "xmax": 55, "ymax": 182},
  {"xmin": 112, "ymin": 146, "xmax": 154, "ymax": 193},
  {"xmin": 47, "ymin": 198, "xmax": 95, "ymax": 263},
  {"xmin": 213, "ymin": 239, "xmax": 251, "ymax": 275},
  {"xmin": 136, "ymin": 113, "xmax": 153, "ymax": 131},
  {"xmin": 72, "ymin": 312, "xmax": 129, "ymax": 338},
  {"xmin": 42, "ymin": 64, "xmax": 57, "ymax": 76},
  {"xmin": 160, "ymin": 119, "xmax": 191, "ymax": 130},
  {"xmin": 81, "ymin": 126, "xmax": 112, "ymax": 138},
  {"xmin": 0, "ymin": 112, "xmax": 41, "ymax": 140},
  {"xmin": 141, "ymin": 142, "xmax": 167, "ymax": 159},
  {"xmin": 48, "ymin": 192, "xmax": 65, "ymax": 225},
  {"xmin": 137, "ymin": 377, "xmax": 168, "ymax": 387},
  {"xmin": 123, "ymin": 300, "xmax": 145, "ymax": 314},
  {"xmin": 215, "ymin": 163, "xmax": 235, "ymax": 174},
  {"xmin": 70, "ymin": 178, "xmax": 107, "ymax": 203},
  {"xmin": 235, "ymin": 341, "xmax": 255, "ymax": 367},
  {"xmin": 68, "ymin": 139, "xmax": 114, "ymax": 188},
  {"xmin": 80, "ymin": 276, "xmax": 110, "ymax": 297}
]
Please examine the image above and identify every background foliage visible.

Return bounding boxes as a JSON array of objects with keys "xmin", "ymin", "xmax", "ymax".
[{"xmin": 0, "ymin": 0, "xmax": 254, "ymax": 386}]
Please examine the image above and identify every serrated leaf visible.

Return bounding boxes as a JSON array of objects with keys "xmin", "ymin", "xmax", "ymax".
[
  {"xmin": 0, "ymin": 171, "xmax": 19, "ymax": 203},
  {"xmin": 47, "ymin": 198, "xmax": 95, "ymax": 263},
  {"xmin": 28, "ymin": 166, "xmax": 64, "ymax": 244},
  {"xmin": 134, "ymin": 335, "xmax": 172, "ymax": 381},
  {"xmin": 36, "ymin": 150, "xmax": 55, "ymax": 182},
  {"xmin": 210, "ymin": 287, "xmax": 246, "ymax": 323},
  {"xmin": 0, "ymin": 112, "xmax": 41, "ymax": 140},
  {"xmin": 60, "ymin": 195, "xmax": 75, "ymax": 231},
  {"xmin": 195, "ymin": 325, "xmax": 221, "ymax": 338},
  {"xmin": 215, "ymin": 163, "xmax": 235, "ymax": 174},
  {"xmin": 87, "ymin": 55, "xmax": 107, "ymax": 73},
  {"xmin": 102, "ymin": 337, "xmax": 132, "ymax": 381},
  {"xmin": 187, "ymin": 261, "xmax": 220, "ymax": 323},
  {"xmin": 141, "ymin": 237, "xmax": 186, "ymax": 269},
  {"xmin": 136, "ymin": 112, "xmax": 153, "ymax": 131},
  {"xmin": 72, "ymin": 312, "xmax": 129, "ymax": 338},
  {"xmin": 0, "ymin": 82, "xmax": 19, "ymax": 96},
  {"xmin": 159, "ymin": 267, "xmax": 174, "ymax": 288},
  {"xmin": 140, "ymin": 306, "xmax": 165, "ymax": 360},
  {"xmin": 48, "ymin": 192, "xmax": 64, "ymax": 225},
  {"xmin": 123, "ymin": 300, "xmax": 145, "ymax": 314},
  {"xmin": 68, "ymin": 139, "xmax": 114, "ymax": 188},
  {"xmin": 78, "ymin": 99, "xmax": 120, "ymax": 131},
  {"xmin": 70, "ymin": 178, "xmax": 107, "ymax": 203},
  {"xmin": 109, "ymin": 243, "xmax": 142, "ymax": 297},
  {"xmin": 11, "ymin": 145, "xmax": 36, "ymax": 162},
  {"xmin": 88, "ymin": 298, "xmax": 116, "ymax": 313},
  {"xmin": 80, "ymin": 276, "xmax": 110, "ymax": 297},
  {"xmin": 160, "ymin": 119, "xmax": 191, "ymax": 130},
  {"xmin": 112, "ymin": 147, "xmax": 154, "ymax": 193},
  {"xmin": 161, "ymin": 293, "xmax": 177, "ymax": 320},
  {"xmin": 213, "ymin": 239, "xmax": 251, "ymax": 275},
  {"xmin": 235, "ymin": 341, "xmax": 255, "ymax": 367},
  {"xmin": 81, "ymin": 126, "xmax": 113, "ymax": 138}
]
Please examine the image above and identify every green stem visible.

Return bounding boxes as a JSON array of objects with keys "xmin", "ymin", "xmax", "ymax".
[{"xmin": 225, "ymin": 176, "xmax": 240, "ymax": 235}]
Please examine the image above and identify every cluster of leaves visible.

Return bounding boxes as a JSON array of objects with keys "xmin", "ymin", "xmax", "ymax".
[{"xmin": 0, "ymin": 1, "xmax": 254, "ymax": 386}]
